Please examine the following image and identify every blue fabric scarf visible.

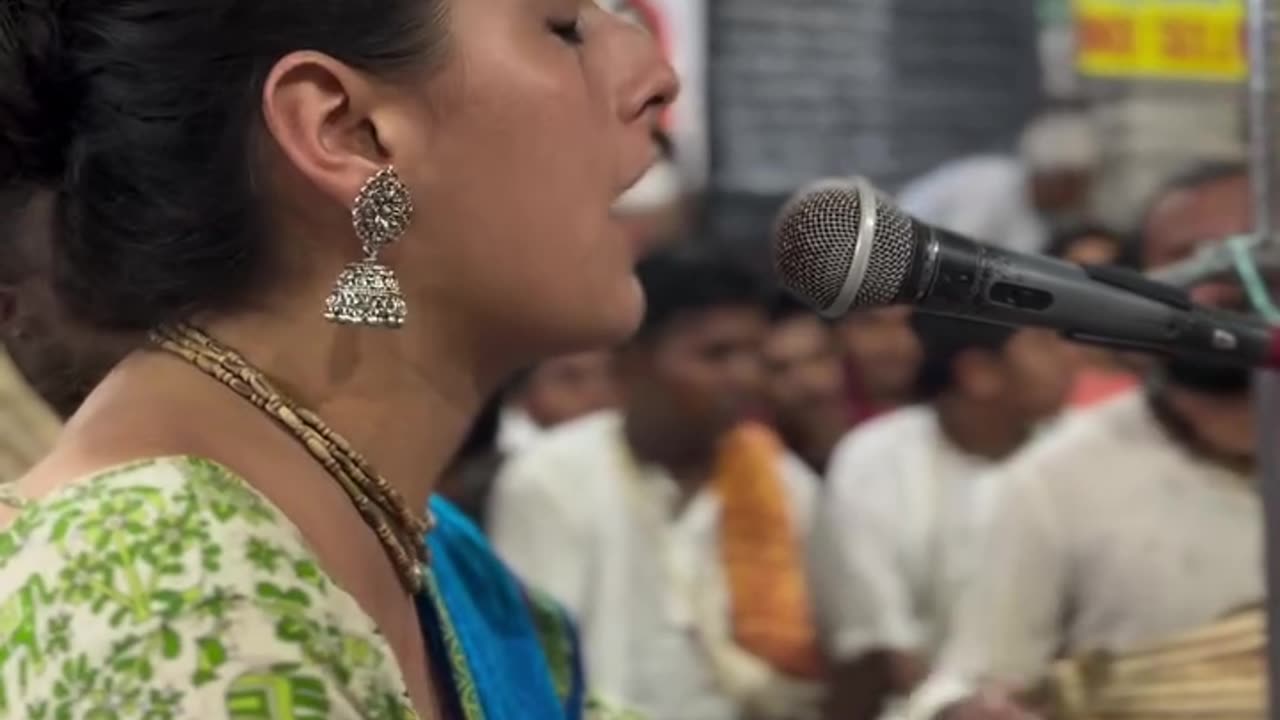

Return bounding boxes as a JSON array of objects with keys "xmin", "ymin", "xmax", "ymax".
[{"xmin": 418, "ymin": 496, "xmax": 585, "ymax": 720}]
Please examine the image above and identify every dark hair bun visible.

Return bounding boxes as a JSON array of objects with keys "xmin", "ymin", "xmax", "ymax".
[{"xmin": 0, "ymin": 0, "xmax": 74, "ymax": 186}]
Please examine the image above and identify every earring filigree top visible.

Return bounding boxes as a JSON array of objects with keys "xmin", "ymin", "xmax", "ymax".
[
  {"xmin": 325, "ymin": 166, "xmax": 413, "ymax": 328},
  {"xmin": 352, "ymin": 166, "xmax": 414, "ymax": 256}
]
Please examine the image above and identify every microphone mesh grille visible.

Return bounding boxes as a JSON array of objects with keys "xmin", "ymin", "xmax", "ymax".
[
  {"xmin": 772, "ymin": 180, "xmax": 918, "ymax": 313},
  {"xmin": 853, "ymin": 198, "xmax": 916, "ymax": 308},
  {"xmin": 772, "ymin": 183, "xmax": 863, "ymax": 312}
]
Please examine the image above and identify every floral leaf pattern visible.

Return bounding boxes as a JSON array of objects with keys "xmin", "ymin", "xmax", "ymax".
[
  {"xmin": 224, "ymin": 663, "xmax": 330, "ymax": 719},
  {"xmin": 0, "ymin": 457, "xmax": 418, "ymax": 720}
]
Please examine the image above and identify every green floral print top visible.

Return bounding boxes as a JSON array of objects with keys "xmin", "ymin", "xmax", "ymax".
[{"xmin": 0, "ymin": 456, "xmax": 418, "ymax": 719}]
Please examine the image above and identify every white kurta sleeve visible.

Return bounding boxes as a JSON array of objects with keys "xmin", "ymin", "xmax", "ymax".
[
  {"xmin": 906, "ymin": 464, "xmax": 1070, "ymax": 720},
  {"xmin": 487, "ymin": 450, "xmax": 592, "ymax": 617},
  {"xmin": 808, "ymin": 437, "xmax": 925, "ymax": 660},
  {"xmin": 935, "ymin": 466, "xmax": 1069, "ymax": 687}
]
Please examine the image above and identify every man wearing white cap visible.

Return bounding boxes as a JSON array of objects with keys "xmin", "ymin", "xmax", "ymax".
[{"xmin": 897, "ymin": 108, "xmax": 1101, "ymax": 255}]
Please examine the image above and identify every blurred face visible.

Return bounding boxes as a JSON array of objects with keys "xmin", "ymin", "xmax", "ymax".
[
  {"xmin": 762, "ymin": 315, "xmax": 847, "ymax": 424},
  {"xmin": 625, "ymin": 307, "xmax": 767, "ymax": 443},
  {"xmin": 1143, "ymin": 175, "xmax": 1251, "ymax": 295},
  {"xmin": 519, "ymin": 350, "xmax": 618, "ymax": 427},
  {"xmin": 838, "ymin": 306, "xmax": 921, "ymax": 402},
  {"xmin": 392, "ymin": 0, "xmax": 679, "ymax": 360},
  {"xmin": 762, "ymin": 314, "xmax": 848, "ymax": 467},
  {"xmin": 995, "ymin": 328, "xmax": 1073, "ymax": 422}
]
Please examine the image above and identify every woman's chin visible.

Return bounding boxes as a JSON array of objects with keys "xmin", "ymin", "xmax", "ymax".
[
  {"xmin": 578, "ymin": 275, "xmax": 646, "ymax": 348},
  {"xmin": 557, "ymin": 275, "xmax": 646, "ymax": 353}
]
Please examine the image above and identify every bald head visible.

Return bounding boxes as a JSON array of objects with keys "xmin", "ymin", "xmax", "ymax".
[{"xmin": 1140, "ymin": 169, "xmax": 1251, "ymax": 271}]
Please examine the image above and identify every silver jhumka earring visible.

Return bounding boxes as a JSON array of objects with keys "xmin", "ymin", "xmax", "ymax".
[{"xmin": 324, "ymin": 166, "xmax": 412, "ymax": 328}]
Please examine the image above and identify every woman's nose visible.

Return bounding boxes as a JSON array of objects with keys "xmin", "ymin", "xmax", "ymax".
[{"xmin": 615, "ymin": 19, "xmax": 680, "ymax": 125}]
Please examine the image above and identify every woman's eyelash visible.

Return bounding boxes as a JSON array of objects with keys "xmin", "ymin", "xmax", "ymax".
[{"xmin": 549, "ymin": 18, "xmax": 584, "ymax": 45}]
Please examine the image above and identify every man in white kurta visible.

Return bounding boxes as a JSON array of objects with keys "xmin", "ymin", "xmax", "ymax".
[
  {"xmin": 490, "ymin": 247, "xmax": 823, "ymax": 720},
  {"xmin": 811, "ymin": 405, "xmax": 999, "ymax": 668},
  {"xmin": 908, "ymin": 162, "xmax": 1260, "ymax": 720},
  {"xmin": 810, "ymin": 315, "xmax": 1071, "ymax": 720},
  {"xmin": 491, "ymin": 411, "xmax": 818, "ymax": 719},
  {"xmin": 907, "ymin": 392, "xmax": 1260, "ymax": 720}
]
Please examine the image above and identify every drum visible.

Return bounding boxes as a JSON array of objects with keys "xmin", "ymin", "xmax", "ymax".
[{"xmin": 1041, "ymin": 608, "xmax": 1266, "ymax": 720}]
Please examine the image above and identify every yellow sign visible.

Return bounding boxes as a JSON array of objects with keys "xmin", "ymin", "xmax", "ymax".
[{"xmin": 1074, "ymin": 0, "xmax": 1246, "ymax": 81}]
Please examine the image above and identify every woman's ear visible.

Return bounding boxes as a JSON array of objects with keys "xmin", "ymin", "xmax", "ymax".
[{"xmin": 261, "ymin": 51, "xmax": 389, "ymax": 209}]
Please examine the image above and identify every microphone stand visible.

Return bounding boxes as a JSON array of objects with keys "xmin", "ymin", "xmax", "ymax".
[{"xmin": 1245, "ymin": 1, "xmax": 1280, "ymax": 717}]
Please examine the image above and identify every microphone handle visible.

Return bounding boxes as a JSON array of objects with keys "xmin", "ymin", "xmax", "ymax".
[{"xmin": 898, "ymin": 226, "xmax": 1274, "ymax": 368}]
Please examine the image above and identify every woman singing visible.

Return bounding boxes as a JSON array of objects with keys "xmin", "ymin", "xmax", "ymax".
[{"xmin": 0, "ymin": 0, "xmax": 676, "ymax": 717}]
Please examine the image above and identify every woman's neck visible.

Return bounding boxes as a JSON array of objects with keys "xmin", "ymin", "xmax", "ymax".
[{"xmin": 202, "ymin": 307, "xmax": 489, "ymax": 512}]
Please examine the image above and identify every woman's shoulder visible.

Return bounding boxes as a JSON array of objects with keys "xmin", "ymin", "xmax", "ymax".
[
  {"xmin": 1, "ymin": 455, "xmax": 291, "ymax": 571},
  {"xmin": 0, "ymin": 455, "xmax": 416, "ymax": 720}
]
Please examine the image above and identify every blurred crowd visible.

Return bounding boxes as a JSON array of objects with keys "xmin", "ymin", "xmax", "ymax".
[{"xmin": 0, "ymin": 106, "xmax": 1264, "ymax": 720}]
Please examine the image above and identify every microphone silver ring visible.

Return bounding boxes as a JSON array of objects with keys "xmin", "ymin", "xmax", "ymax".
[{"xmin": 826, "ymin": 176, "xmax": 877, "ymax": 317}]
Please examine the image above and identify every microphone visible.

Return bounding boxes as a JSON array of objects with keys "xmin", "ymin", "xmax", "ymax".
[{"xmin": 772, "ymin": 177, "xmax": 1280, "ymax": 369}]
